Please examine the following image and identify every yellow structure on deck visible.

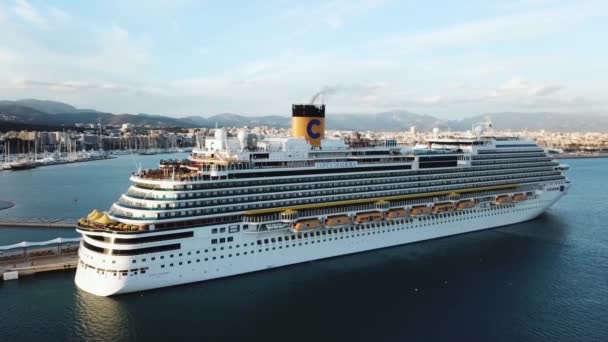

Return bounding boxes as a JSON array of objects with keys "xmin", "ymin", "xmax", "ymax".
[{"xmin": 95, "ymin": 213, "xmax": 115, "ymax": 225}]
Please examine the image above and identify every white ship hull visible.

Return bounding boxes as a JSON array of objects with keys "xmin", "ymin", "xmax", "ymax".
[{"xmin": 75, "ymin": 188, "xmax": 565, "ymax": 296}]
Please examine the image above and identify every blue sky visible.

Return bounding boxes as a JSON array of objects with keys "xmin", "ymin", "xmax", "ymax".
[{"xmin": 0, "ymin": 0, "xmax": 606, "ymax": 118}]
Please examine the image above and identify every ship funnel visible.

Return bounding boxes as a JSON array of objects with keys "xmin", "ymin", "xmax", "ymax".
[{"xmin": 292, "ymin": 104, "xmax": 325, "ymax": 147}]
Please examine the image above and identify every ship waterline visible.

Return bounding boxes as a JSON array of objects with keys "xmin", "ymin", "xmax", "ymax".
[{"xmin": 74, "ymin": 104, "xmax": 570, "ymax": 296}]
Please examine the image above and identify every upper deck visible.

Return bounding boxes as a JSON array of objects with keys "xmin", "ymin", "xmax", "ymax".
[{"xmin": 76, "ymin": 104, "xmax": 563, "ymax": 234}]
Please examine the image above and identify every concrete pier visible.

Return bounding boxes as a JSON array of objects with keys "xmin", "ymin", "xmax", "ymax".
[
  {"xmin": 1, "ymin": 254, "xmax": 78, "ymax": 280},
  {"xmin": 0, "ymin": 217, "xmax": 77, "ymax": 228},
  {"xmin": 1, "ymin": 255, "xmax": 78, "ymax": 280},
  {"xmin": 1, "ymin": 243, "xmax": 79, "ymax": 280}
]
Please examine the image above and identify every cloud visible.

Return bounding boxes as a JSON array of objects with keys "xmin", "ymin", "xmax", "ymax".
[
  {"xmin": 283, "ymin": 0, "xmax": 387, "ymax": 32},
  {"xmin": 386, "ymin": 1, "xmax": 602, "ymax": 53},
  {"xmin": 13, "ymin": 0, "xmax": 49, "ymax": 29},
  {"xmin": 532, "ymin": 85, "xmax": 563, "ymax": 96},
  {"xmin": 504, "ymin": 0, "xmax": 565, "ymax": 10},
  {"xmin": 5, "ymin": 79, "xmax": 122, "ymax": 92},
  {"xmin": 80, "ymin": 25, "xmax": 151, "ymax": 73},
  {"xmin": 372, "ymin": 77, "xmax": 571, "ymax": 111},
  {"xmin": 489, "ymin": 77, "xmax": 563, "ymax": 98},
  {"xmin": 48, "ymin": 7, "xmax": 68, "ymax": 22}
]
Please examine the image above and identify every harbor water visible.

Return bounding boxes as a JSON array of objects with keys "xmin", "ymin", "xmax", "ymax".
[{"xmin": 0, "ymin": 157, "xmax": 607, "ymax": 341}]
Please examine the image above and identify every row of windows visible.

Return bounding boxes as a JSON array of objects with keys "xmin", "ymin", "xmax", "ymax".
[
  {"xmin": 471, "ymin": 157, "xmax": 552, "ymax": 165},
  {"xmin": 211, "ymin": 236, "xmax": 234, "ymax": 244},
  {"xmin": 82, "ymin": 241, "xmax": 180, "ymax": 256},
  {"xmin": 113, "ymin": 173, "xmax": 563, "ymax": 220},
  {"xmin": 131, "ymin": 155, "xmax": 550, "ymax": 195},
  {"xmin": 110, "ymin": 177, "xmax": 563, "ymax": 228},
  {"xmin": 124, "ymin": 168, "xmax": 553, "ymax": 211},
  {"xmin": 85, "ymin": 231, "xmax": 193, "ymax": 244},
  {"xmin": 127, "ymin": 159, "xmax": 557, "ymax": 202},
  {"xmin": 123, "ymin": 167, "xmax": 560, "ymax": 213},
  {"xmin": 472, "ymin": 152, "xmax": 547, "ymax": 160},
  {"xmin": 477, "ymin": 148, "xmax": 544, "ymax": 154}
]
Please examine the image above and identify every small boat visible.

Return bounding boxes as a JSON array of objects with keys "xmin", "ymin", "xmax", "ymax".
[
  {"xmin": 410, "ymin": 205, "xmax": 430, "ymax": 216},
  {"xmin": 9, "ymin": 161, "xmax": 38, "ymax": 170},
  {"xmin": 354, "ymin": 211, "xmax": 384, "ymax": 224},
  {"xmin": 293, "ymin": 219, "xmax": 323, "ymax": 232},
  {"xmin": 457, "ymin": 200, "xmax": 476, "ymax": 210},
  {"xmin": 512, "ymin": 193, "xmax": 527, "ymax": 202},
  {"xmin": 493, "ymin": 195, "xmax": 512, "ymax": 205},
  {"xmin": 325, "ymin": 215, "xmax": 352, "ymax": 227},
  {"xmin": 386, "ymin": 208, "xmax": 408, "ymax": 219},
  {"xmin": 432, "ymin": 202, "xmax": 455, "ymax": 214}
]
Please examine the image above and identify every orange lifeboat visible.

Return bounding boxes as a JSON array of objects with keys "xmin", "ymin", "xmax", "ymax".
[
  {"xmin": 512, "ymin": 193, "xmax": 527, "ymax": 202},
  {"xmin": 410, "ymin": 206, "xmax": 430, "ymax": 216},
  {"xmin": 493, "ymin": 195, "xmax": 512, "ymax": 205},
  {"xmin": 325, "ymin": 215, "xmax": 352, "ymax": 227},
  {"xmin": 432, "ymin": 202, "xmax": 455, "ymax": 214},
  {"xmin": 386, "ymin": 208, "xmax": 409, "ymax": 219},
  {"xmin": 293, "ymin": 219, "xmax": 323, "ymax": 232},
  {"xmin": 354, "ymin": 211, "xmax": 384, "ymax": 224},
  {"xmin": 457, "ymin": 200, "xmax": 476, "ymax": 210}
]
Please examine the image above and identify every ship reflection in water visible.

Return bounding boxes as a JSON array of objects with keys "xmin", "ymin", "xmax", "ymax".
[{"xmin": 73, "ymin": 291, "xmax": 133, "ymax": 341}]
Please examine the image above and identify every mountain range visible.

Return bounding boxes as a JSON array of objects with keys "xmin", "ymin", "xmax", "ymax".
[{"xmin": 1, "ymin": 99, "xmax": 607, "ymax": 132}]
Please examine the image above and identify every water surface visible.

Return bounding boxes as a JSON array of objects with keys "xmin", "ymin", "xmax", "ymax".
[{"xmin": 0, "ymin": 158, "xmax": 606, "ymax": 342}]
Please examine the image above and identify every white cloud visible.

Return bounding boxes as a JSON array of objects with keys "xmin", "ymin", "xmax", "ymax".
[
  {"xmin": 283, "ymin": 0, "xmax": 387, "ymax": 32},
  {"xmin": 13, "ymin": 0, "xmax": 49, "ymax": 29},
  {"xmin": 504, "ymin": 0, "xmax": 566, "ymax": 10},
  {"xmin": 386, "ymin": 1, "xmax": 603, "ymax": 53},
  {"xmin": 80, "ymin": 25, "xmax": 150, "ymax": 73},
  {"xmin": 48, "ymin": 7, "xmax": 68, "ymax": 22},
  {"xmin": 489, "ymin": 77, "xmax": 563, "ymax": 98}
]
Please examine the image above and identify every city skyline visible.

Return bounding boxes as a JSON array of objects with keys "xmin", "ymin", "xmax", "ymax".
[{"xmin": 0, "ymin": 0, "xmax": 607, "ymax": 117}]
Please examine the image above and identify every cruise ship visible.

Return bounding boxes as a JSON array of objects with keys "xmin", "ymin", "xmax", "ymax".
[{"xmin": 75, "ymin": 104, "xmax": 570, "ymax": 296}]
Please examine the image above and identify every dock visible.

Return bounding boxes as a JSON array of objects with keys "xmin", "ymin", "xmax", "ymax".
[
  {"xmin": 0, "ymin": 217, "xmax": 77, "ymax": 228},
  {"xmin": 1, "ymin": 255, "xmax": 78, "ymax": 280},
  {"xmin": 1, "ymin": 239, "xmax": 80, "ymax": 280}
]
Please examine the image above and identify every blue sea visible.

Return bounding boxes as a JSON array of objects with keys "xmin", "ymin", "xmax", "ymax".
[{"xmin": 0, "ymin": 156, "xmax": 606, "ymax": 342}]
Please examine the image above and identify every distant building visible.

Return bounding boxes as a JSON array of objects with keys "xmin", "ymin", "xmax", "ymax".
[{"xmin": 121, "ymin": 123, "xmax": 134, "ymax": 132}]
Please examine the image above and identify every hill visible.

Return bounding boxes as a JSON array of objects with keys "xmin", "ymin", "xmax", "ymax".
[{"xmin": 0, "ymin": 99, "xmax": 607, "ymax": 132}]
